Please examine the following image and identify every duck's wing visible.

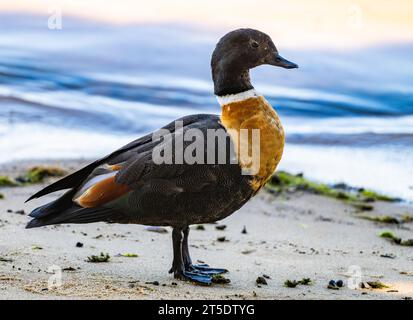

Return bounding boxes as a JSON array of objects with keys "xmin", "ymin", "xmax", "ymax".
[
  {"xmin": 26, "ymin": 113, "xmax": 247, "ymax": 227},
  {"xmin": 26, "ymin": 114, "xmax": 214, "ymax": 202}
]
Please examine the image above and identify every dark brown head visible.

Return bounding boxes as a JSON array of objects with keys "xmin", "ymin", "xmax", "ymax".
[{"xmin": 211, "ymin": 28, "xmax": 298, "ymax": 96}]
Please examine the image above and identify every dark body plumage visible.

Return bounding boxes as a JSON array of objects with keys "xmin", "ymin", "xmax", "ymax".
[{"xmin": 27, "ymin": 114, "xmax": 253, "ymax": 229}]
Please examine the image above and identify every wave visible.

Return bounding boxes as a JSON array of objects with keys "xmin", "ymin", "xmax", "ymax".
[
  {"xmin": 1, "ymin": 57, "xmax": 413, "ymax": 149},
  {"xmin": 1, "ymin": 14, "xmax": 413, "ymax": 199}
]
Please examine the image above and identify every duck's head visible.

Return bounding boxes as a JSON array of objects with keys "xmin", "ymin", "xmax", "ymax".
[{"xmin": 212, "ymin": 28, "xmax": 298, "ymax": 96}]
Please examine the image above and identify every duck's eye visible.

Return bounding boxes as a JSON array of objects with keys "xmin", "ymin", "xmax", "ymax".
[{"xmin": 251, "ymin": 41, "xmax": 259, "ymax": 48}]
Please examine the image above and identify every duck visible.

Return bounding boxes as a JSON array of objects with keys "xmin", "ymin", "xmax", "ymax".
[{"xmin": 25, "ymin": 28, "xmax": 298, "ymax": 285}]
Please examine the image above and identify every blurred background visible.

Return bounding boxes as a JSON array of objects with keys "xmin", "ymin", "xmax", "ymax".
[{"xmin": 0, "ymin": 0, "xmax": 412, "ymax": 199}]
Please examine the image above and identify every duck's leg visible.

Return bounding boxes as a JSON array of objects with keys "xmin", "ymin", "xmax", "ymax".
[
  {"xmin": 182, "ymin": 226, "xmax": 228, "ymax": 275},
  {"xmin": 182, "ymin": 226, "xmax": 193, "ymax": 267},
  {"xmin": 169, "ymin": 227, "xmax": 212, "ymax": 285}
]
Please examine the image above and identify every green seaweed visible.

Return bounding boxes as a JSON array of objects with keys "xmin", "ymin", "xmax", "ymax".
[
  {"xmin": 379, "ymin": 231, "xmax": 413, "ymax": 246},
  {"xmin": 268, "ymin": 171, "xmax": 398, "ymax": 202},
  {"xmin": 0, "ymin": 193, "xmax": 3, "ymax": 199},
  {"xmin": 120, "ymin": 253, "xmax": 138, "ymax": 258},
  {"xmin": 358, "ymin": 215, "xmax": 400, "ymax": 224},
  {"xmin": 0, "ymin": 176, "xmax": 18, "ymax": 187},
  {"xmin": 284, "ymin": 279, "xmax": 299, "ymax": 288},
  {"xmin": 359, "ymin": 190, "xmax": 397, "ymax": 202},
  {"xmin": 87, "ymin": 252, "xmax": 110, "ymax": 263},
  {"xmin": 268, "ymin": 171, "xmax": 358, "ymax": 201},
  {"xmin": 284, "ymin": 278, "xmax": 312, "ymax": 288},
  {"xmin": 212, "ymin": 274, "xmax": 231, "ymax": 284},
  {"xmin": 17, "ymin": 166, "xmax": 66, "ymax": 184},
  {"xmin": 380, "ymin": 231, "xmax": 398, "ymax": 240},
  {"xmin": 299, "ymin": 278, "xmax": 312, "ymax": 285},
  {"xmin": 351, "ymin": 202, "xmax": 374, "ymax": 211},
  {"xmin": 366, "ymin": 281, "xmax": 389, "ymax": 289}
]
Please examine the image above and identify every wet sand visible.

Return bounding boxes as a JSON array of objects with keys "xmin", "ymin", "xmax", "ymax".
[{"xmin": 1, "ymin": 160, "xmax": 413, "ymax": 300}]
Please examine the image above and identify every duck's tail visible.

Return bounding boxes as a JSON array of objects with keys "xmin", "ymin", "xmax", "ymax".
[
  {"xmin": 26, "ymin": 206, "xmax": 125, "ymax": 228},
  {"xmin": 26, "ymin": 189, "xmax": 127, "ymax": 228}
]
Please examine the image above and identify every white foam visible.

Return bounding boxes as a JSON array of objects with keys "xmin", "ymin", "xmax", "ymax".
[
  {"xmin": 0, "ymin": 122, "xmax": 136, "ymax": 165},
  {"xmin": 280, "ymin": 144, "xmax": 413, "ymax": 201}
]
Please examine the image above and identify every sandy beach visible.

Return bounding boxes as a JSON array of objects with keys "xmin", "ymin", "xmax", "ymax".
[{"xmin": 0, "ymin": 160, "xmax": 412, "ymax": 300}]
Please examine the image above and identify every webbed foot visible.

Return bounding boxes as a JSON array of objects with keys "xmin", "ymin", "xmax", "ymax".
[
  {"xmin": 187, "ymin": 263, "xmax": 228, "ymax": 275},
  {"xmin": 174, "ymin": 270, "xmax": 212, "ymax": 285}
]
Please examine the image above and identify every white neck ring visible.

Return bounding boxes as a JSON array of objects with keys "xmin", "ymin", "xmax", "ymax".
[{"xmin": 216, "ymin": 89, "xmax": 260, "ymax": 106}]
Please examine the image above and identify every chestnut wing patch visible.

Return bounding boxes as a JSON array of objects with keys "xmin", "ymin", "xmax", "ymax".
[{"xmin": 75, "ymin": 174, "xmax": 130, "ymax": 208}]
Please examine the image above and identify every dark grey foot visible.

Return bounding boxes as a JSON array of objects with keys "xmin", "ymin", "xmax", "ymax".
[
  {"xmin": 187, "ymin": 264, "xmax": 228, "ymax": 275},
  {"xmin": 174, "ymin": 270, "xmax": 212, "ymax": 285}
]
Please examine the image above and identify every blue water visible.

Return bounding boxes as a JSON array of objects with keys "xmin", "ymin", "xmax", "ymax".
[{"xmin": 0, "ymin": 14, "xmax": 413, "ymax": 199}]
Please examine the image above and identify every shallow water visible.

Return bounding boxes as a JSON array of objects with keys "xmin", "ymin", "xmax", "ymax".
[{"xmin": 1, "ymin": 14, "xmax": 412, "ymax": 199}]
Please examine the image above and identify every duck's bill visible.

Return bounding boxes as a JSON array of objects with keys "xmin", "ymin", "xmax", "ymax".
[{"xmin": 268, "ymin": 53, "xmax": 298, "ymax": 69}]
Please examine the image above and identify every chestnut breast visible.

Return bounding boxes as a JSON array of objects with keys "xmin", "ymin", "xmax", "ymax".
[{"xmin": 220, "ymin": 96, "xmax": 285, "ymax": 192}]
